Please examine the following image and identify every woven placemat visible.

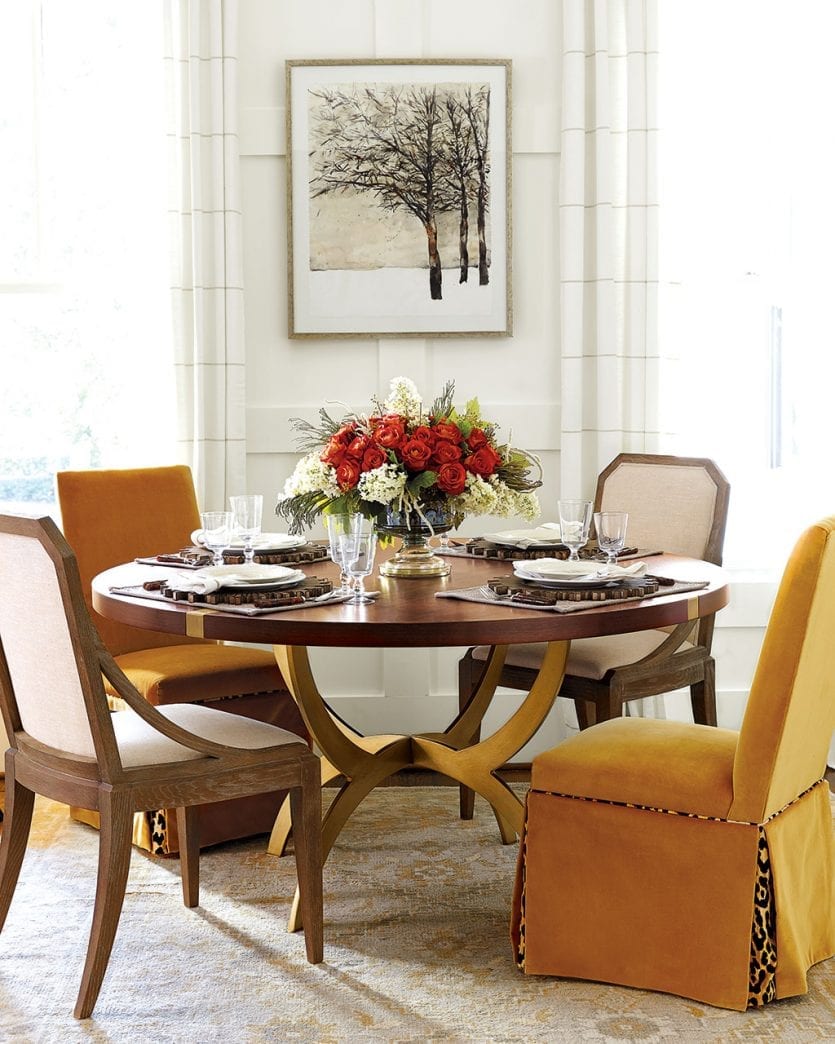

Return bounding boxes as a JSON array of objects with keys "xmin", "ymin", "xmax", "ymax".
[
  {"xmin": 108, "ymin": 581, "xmax": 357, "ymax": 616},
  {"xmin": 436, "ymin": 579, "xmax": 708, "ymax": 614},
  {"xmin": 136, "ymin": 541, "xmax": 330, "ymax": 569},
  {"xmin": 437, "ymin": 541, "xmax": 659, "ymax": 563}
]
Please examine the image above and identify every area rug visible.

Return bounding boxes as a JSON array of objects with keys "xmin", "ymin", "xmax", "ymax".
[{"xmin": 0, "ymin": 788, "xmax": 832, "ymax": 1042}]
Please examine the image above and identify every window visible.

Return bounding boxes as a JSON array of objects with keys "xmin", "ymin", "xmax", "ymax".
[
  {"xmin": 658, "ymin": 1, "xmax": 835, "ymax": 568},
  {"xmin": 0, "ymin": 1, "xmax": 176, "ymax": 517}
]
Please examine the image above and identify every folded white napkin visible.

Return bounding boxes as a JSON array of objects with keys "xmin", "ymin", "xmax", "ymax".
[
  {"xmin": 487, "ymin": 523, "xmax": 564, "ymax": 548},
  {"xmin": 514, "ymin": 558, "xmax": 647, "ymax": 582},
  {"xmin": 165, "ymin": 564, "xmax": 304, "ymax": 596}
]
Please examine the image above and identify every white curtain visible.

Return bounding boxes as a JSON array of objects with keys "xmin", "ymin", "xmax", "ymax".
[
  {"xmin": 164, "ymin": 0, "xmax": 246, "ymax": 509},
  {"xmin": 559, "ymin": 0, "xmax": 669, "ymax": 500}
]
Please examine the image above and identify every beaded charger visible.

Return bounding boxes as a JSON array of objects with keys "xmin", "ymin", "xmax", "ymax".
[{"xmin": 487, "ymin": 575, "xmax": 660, "ymax": 605}]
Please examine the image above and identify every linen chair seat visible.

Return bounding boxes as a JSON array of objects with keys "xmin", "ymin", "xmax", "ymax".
[
  {"xmin": 470, "ymin": 631, "xmax": 695, "ymax": 682},
  {"xmin": 113, "ymin": 703, "xmax": 301, "ymax": 768},
  {"xmin": 511, "ymin": 516, "xmax": 835, "ymax": 1011},
  {"xmin": 56, "ymin": 465, "xmax": 308, "ymax": 854}
]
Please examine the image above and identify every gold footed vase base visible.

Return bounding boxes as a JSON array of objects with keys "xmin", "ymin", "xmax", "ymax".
[
  {"xmin": 379, "ymin": 542, "xmax": 451, "ymax": 578},
  {"xmin": 378, "ymin": 510, "xmax": 452, "ymax": 578}
]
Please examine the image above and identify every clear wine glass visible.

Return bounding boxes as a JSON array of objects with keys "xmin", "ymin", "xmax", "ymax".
[
  {"xmin": 324, "ymin": 513, "xmax": 362, "ymax": 595},
  {"xmin": 339, "ymin": 529, "xmax": 378, "ymax": 605},
  {"xmin": 229, "ymin": 494, "xmax": 263, "ymax": 564},
  {"xmin": 557, "ymin": 500, "xmax": 593, "ymax": 561},
  {"xmin": 594, "ymin": 511, "xmax": 629, "ymax": 570},
  {"xmin": 199, "ymin": 511, "xmax": 234, "ymax": 567}
]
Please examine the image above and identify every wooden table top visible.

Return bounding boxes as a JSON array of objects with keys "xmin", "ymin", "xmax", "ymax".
[{"xmin": 92, "ymin": 551, "xmax": 729, "ymax": 650}]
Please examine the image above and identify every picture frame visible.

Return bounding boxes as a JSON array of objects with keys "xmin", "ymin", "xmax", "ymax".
[{"xmin": 286, "ymin": 59, "xmax": 512, "ymax": 339}]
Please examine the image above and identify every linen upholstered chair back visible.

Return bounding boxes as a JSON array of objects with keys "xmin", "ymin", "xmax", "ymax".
[
  {"xmin": 730, "ymin": 515, "xmax": 835, "ymax": 824},
  {"xmin": 596, "ymin": 454, "xmax": 728, "ymax": 563},
  {"xmin": 57, "ymin": 465, "xmax": 205, "ymax": 656},
  {"xmin": 0, "ymin": 515, "xmax": 117, "ymax": 770}
]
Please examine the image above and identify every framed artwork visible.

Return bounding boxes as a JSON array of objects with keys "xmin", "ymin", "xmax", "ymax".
[{"xmin": 286, "ymin": 59, "xmax": 512, "ymax": 338}]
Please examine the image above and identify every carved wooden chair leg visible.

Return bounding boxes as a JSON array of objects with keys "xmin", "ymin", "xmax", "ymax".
[
  {"xmin": 288, "ymin": 761, "xmax": 323, "ymax": 963},
  {"xmin": 458, "ymin": 651, "xmax": 481, "ymax": 820},
  {"xmin": 175, "ymin": 805, "xmax": 199, "ymax": 909},
  {"xmin": 690, "ymin": 656, "xmax": 717, "ymax": 726},
  {"xmin": 574, "ymin": 699, "xmax": 596, "ymax": 730},
  {"xmin": 0, "ymin": 766, "xmax": 35, "ymax": 932},
  {"xmin": 592, "ymin": 688, "xmax": 623, "ymax": 726},
  {"xmin": 74, "ymin": 790, "xmax": 134, "ymax": 1020}
]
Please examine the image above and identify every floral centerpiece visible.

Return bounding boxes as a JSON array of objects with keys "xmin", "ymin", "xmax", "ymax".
[{"xmin": 277, "ymin": 377, "xmax": 542, "ymax": 540}]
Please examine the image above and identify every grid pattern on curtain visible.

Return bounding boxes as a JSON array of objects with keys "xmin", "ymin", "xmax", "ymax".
[
  {"xmin": 559, "ymin": 0, "xmax": 669, "ymax": 500},
  {"xmin": 164, "ymin": 0, "xmax": 245, "ymax": 509}
]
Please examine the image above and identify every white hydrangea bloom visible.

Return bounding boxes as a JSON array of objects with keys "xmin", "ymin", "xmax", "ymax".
[
  {"xmin": 453, "ymin": 474, "xmax": 499, "ymax": 517},
  {"xmin": 513, "ymin": 490, "xmax": 542, "ymax": 522},
  {"xmin": 383, "ymin": 376, "xmax": 423, "ymax": 421},
  {"xmin": 357, "ymin": 463, "xmax": 407, "ymax": 505},
  {"xmin": 284, "ymin": 452, "xmax": 340, "ymax": 498}
]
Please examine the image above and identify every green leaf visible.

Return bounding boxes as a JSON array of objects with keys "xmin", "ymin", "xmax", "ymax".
[{"xmin": 407, "ymin": 470, "xmax": 438, "ymax": 495}]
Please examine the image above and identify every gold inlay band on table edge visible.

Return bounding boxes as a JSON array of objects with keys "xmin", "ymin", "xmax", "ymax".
[{"xmin": 185, "ymin": 609, "xmax": 213, "ymax": 638}]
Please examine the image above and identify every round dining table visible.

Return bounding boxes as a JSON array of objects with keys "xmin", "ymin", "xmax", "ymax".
[{"xmin": 93, "ymin": 549, "xmax": 728, "ymax": 930}]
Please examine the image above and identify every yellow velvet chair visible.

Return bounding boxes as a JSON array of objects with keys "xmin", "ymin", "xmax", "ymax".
[
  {"xmin": 511, "ymin": 516, "xmax": 835, "ymax": 1010},
  {"xmin": 56, "ymin": 465, "xmax": 307, "ymax": 853}
]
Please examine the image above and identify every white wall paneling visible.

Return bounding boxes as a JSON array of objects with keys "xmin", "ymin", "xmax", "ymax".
[{"xmin": 237, "ymin": 0, "xmax": 767, "ymax": 759}]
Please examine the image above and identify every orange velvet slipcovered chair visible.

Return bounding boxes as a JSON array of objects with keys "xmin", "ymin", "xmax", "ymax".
[
  {"xmin": 512, "ymin": 516, "xmax": 835, "ymax": 1010},
  {"xmin": 56, "ymin": 465, "xmax": 308, "ymax": 853}
]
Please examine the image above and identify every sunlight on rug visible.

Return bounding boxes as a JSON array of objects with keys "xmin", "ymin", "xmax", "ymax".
[{"xmin": 0, "ymin": 788, "xmax": 833, "ymax": 1042}]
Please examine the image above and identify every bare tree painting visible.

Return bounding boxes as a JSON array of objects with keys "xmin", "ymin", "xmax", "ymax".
[{"xmin": 307, "ymin": 81, "xmax": 492, "ymax": 302}]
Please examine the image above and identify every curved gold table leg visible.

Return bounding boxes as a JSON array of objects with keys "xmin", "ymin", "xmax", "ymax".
[
  {"xmin": 411, "ymin": 640, "xmax": 570, "ymax": 839},
  {"xmin": 272, "ymin": 640, "xmax": 569, "ymax": 927}
]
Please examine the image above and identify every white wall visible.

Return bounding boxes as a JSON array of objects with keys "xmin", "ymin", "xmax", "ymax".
[{"xmin": 237, "ymin": 0, "xmax": 771, "ymax": 760}]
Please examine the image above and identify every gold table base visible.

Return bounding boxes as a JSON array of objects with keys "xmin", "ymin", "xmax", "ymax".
[{"xmin": 268, "ymin": 640, "xmax": 570, "ymax": 932}]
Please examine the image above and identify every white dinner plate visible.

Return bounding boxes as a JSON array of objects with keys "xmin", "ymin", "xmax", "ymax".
[
  {"xmin": 196, "ymin": 564, "xmax": 306, "ymax": 588},
  {"xmin": 190, "ymin": 531, "xmax": 307, "ymax": 552},
  {"xmin": 514, "ymin": 558, "xmax": 646, "ymax": 588},
  {"xmin": 484, "ymin": 525, "xmax": 565, "ymax": 548}
]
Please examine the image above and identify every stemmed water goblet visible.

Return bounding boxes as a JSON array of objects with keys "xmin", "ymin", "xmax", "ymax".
[
  {"xmin": 557, "ymin": 499, "xmax": 593, "ymax": 561},
  {"xmin": 594, "ymin": 511, "xmax": 629, "ymax": 571},
  {"xmin": 229, "ymin": 493, "xmax": 263, "ymax": 564},
  {"xmin": 338, "ymin": 526, "xmax": 378, "ymax": 605},
  {"xmin": 199, "ymin": 511, "xmax": 234, "ymax": 567},
  {"xmin": 324, "ymin": 513, "xmax": 362, "ymax": 596}
]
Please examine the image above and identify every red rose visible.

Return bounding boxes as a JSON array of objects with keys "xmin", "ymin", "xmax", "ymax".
[
  {"xmin": 464, "ymin": 445, "xmax": 502, "ymax": 477},
  {"xmin": 467, "ymin": 427, "xmax": 489, "ymax": 450},
  {"xmin": 412, "ymin": 425, "xmax": 434, "ymax": 443},
  {"xmin": 361, "ymin": 446, "xmax": 387, "ymax": 471},
  {"xmin": 346, "ymin": 435, "xmax": 370, "ymax": 459},
  {"xmin": 432, "ymin": 420, "xmax": 463, "ymax": 443},
  {"xmin": 335, "ymin": 459, "xmax": 361, "ymax": 490},
  {"xmin": 335, "ymin": 422, "xmax": 357, "ymax": 442},
  {"xmin": 436, "ymin": 461, "xmax": 467, "ymax": 495},
  {"xmin": 432, "ymin": 440, "xmax": 463, "ymax": 466},
  {"xmin": 374, "ymin": 419, "xmax": 406, "ymax": 450},
  {"xmin": 321, "ymin": 436, "xmax": 346, "ymax": 467},
  {"xmin": 400, "ymin": 437, "xmax": 434, "ymax": 471}
]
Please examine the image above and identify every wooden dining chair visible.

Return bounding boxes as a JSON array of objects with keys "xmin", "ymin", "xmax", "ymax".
[
  {"xmin": 458, "ymin": 453, "xmax": 730, "ymax": 820},
  {"xmin": 512, "ymin": 515, "xmax": 835, "ymax": 1009},
  {"xmin": 0, "ymin": 513, "xmax": 323, "ymax": 1019},
  {"xmin": 56, "ymin": 465, "xmax": 308, "ymax": 854}
]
